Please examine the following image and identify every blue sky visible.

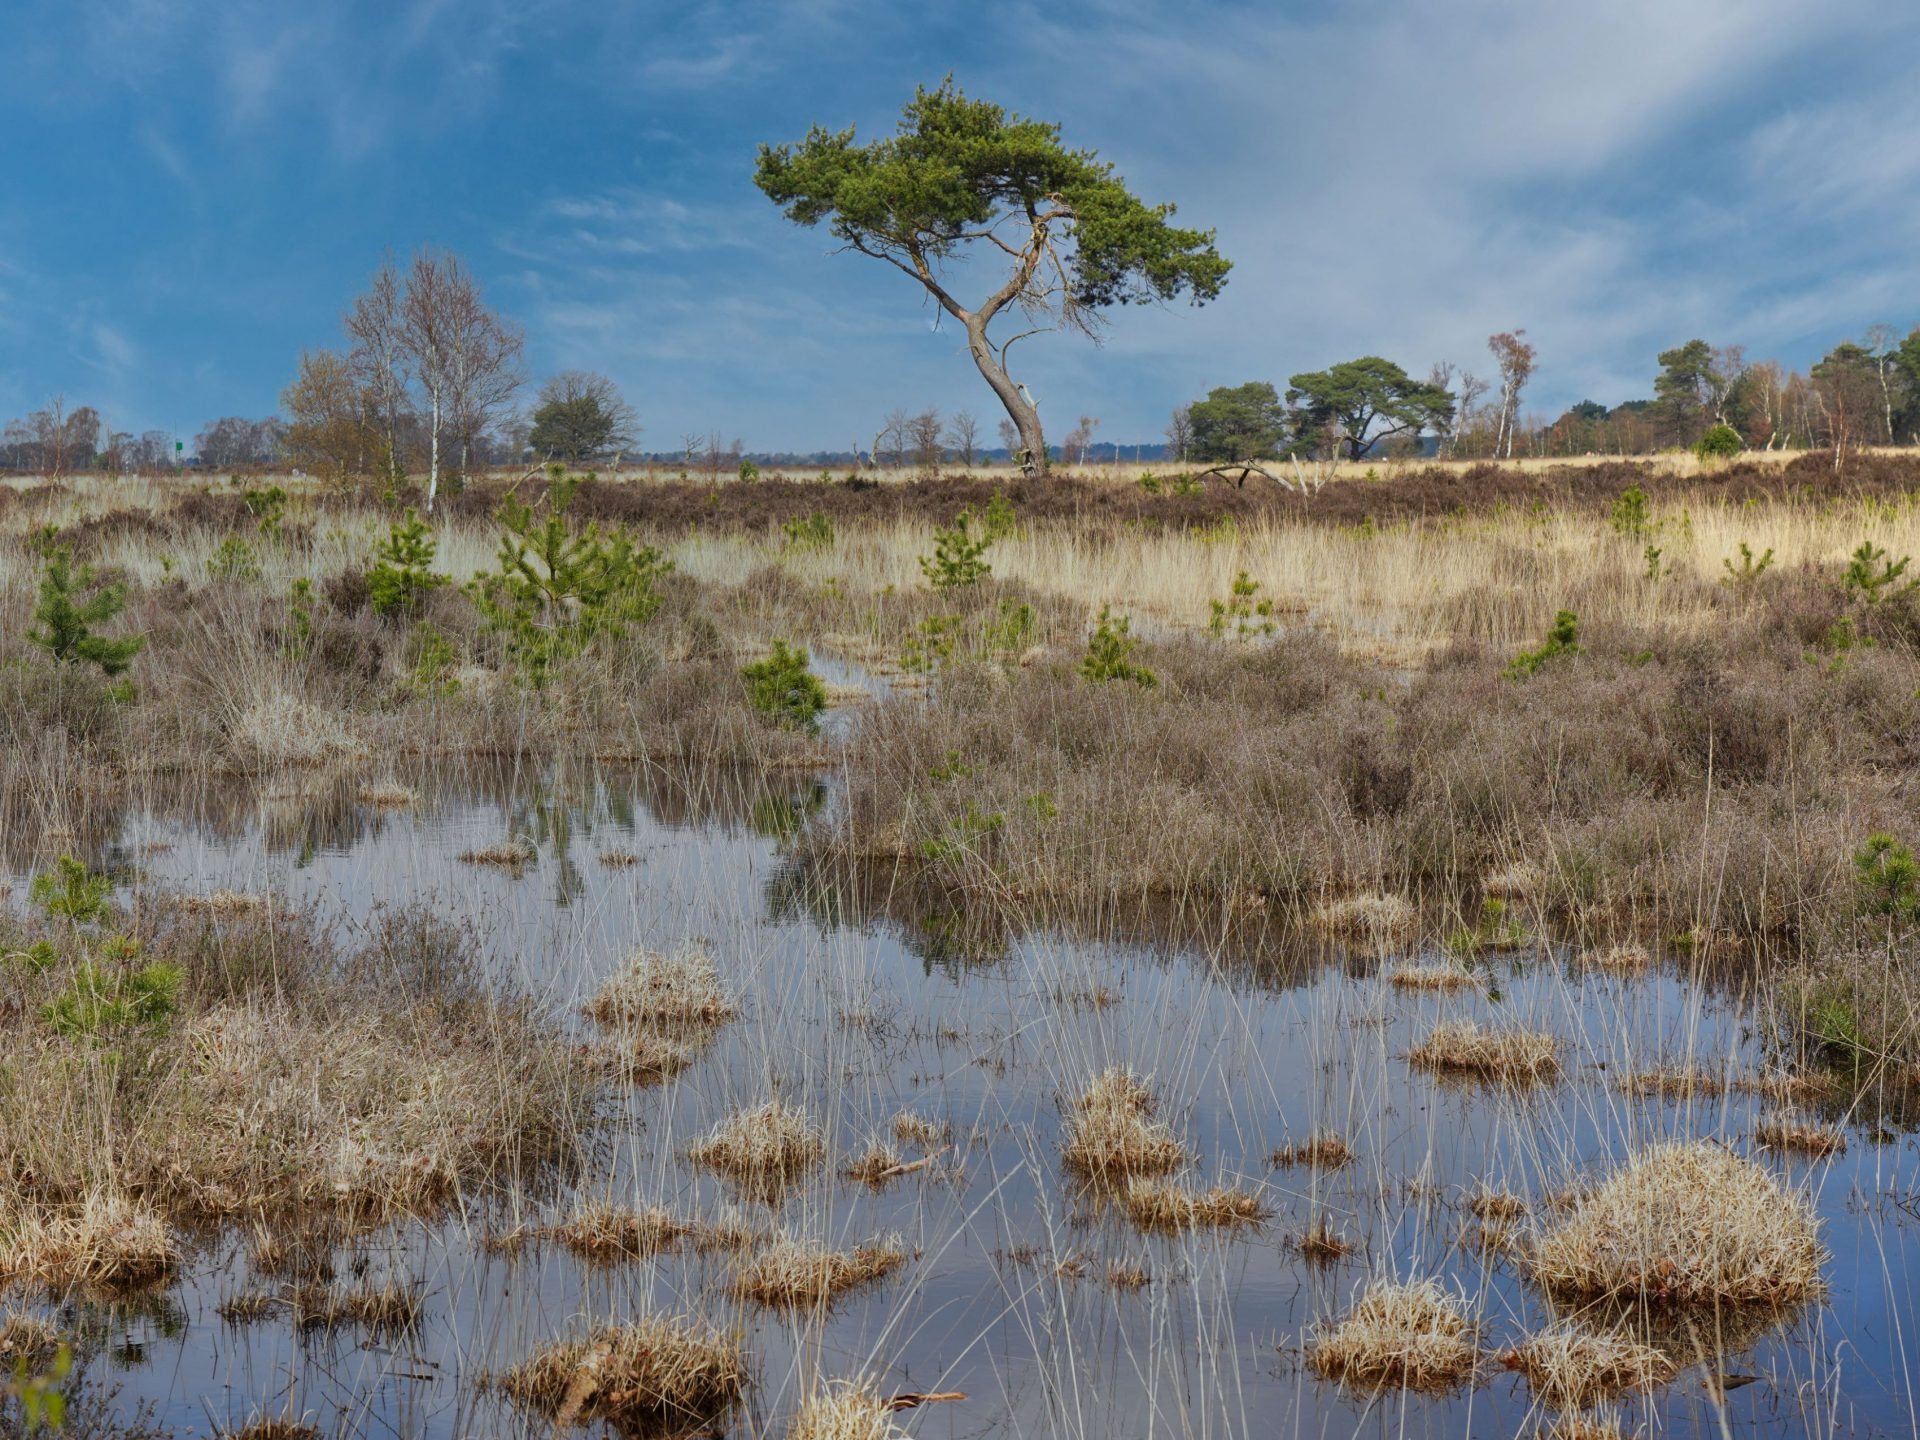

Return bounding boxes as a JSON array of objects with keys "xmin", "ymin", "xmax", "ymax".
[{"xmin": 3, "ymin": 0, "xmax": 1919, "ymax": 451}]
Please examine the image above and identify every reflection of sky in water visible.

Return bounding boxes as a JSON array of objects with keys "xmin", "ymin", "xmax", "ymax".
[{"xmin": 9, "ymin": 766, "xmax": 1917, "ymax": 1439}]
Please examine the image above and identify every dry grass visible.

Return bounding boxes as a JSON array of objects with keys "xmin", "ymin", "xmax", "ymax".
[
  {"xmin": 458, "ymin": 837, "xmax": 537, "ymax": 869},
  {"xmin": 1541, "ymin": 1415, "xmax": 1631, "ymax": 1440},
  {"xmin": 688, "ymin": 1100, "xmax": 825, "ymax": 1196},
  {"xmin": 1060, "ymin": 1068, "xmax": 1187, "ymax": 1178},
  {"xmin": 0, "ymin": 1189, "xmax": 177, "ymax": 1290},
  {"xmin": 1500, "ymin": 1322, "xmax": 1676, "ymax": 1408},
  {"xmin": 586, "ymin": 945, "xmax": 736, "ymax": 1027},
  {"xmin": 891, "ymin": 1112, "xmax": 951, "ymax": 1147},
  {"xmin": 0, "ymin": 1309, "xmax": 59, "ymax": 1363},
  {"xmin": 1467, "ymin": 1186, "xmax": 1529, "ymax": 1222},
  {"xmin": 597, "ymin": 849, "xmax": 640, "ymax": 867},
  {"xmin": 1527, "ymin": 1141, "xmax": 1826, "ymax": 1306},
  {"xmin": 844, "ymin": 1142, "xmax": 905, "ymax": 1188},
  {"xmin": 1106, "ymin": 1262, "xmax": 1150, "ymax": 1290},
  {"xmin": 1120, "ymin": 1178, "xmax": 1267, "ymax": 1231},
  {"xmin": 1306, "ymin": 1279, "xmax": 1477, "ymax": 1393},
  {"xmin": 171, "ymin": 888, "xmax": 269, "ymax": 914},
  {"xmin": 733, "ymin": 1235, "xmax": 907, "ymax": 1309},
  {"xmin": 495, "ymin": 1317, "xmax": 747, "ymax": 1433},
  {"xmin": 1588, "ymin": 944, "xmax": 1653, "ymax": 974},
  {"xmin": 1271, "ymin": 1130, "xmax": 1355, "ymax": 1170},
  {"xmin": 229, "ymin": 691, "xmax": 366, "ymax": 767},
  {"xmin": 296, "ymin": 1281, "xmax": 424, "ymax": 1333},
  {"xmin": 789, "ymin": 1382, "xmax": 909, "ymax": 1440},
  {"xmin": 1753, "ymin": 1115, "xmax": 1847, "ymax": 1157},
  {"xmin": 222, "ymin": 1418, "xmax": 322, "ymax": 1440},
  {"xmin": 551, "ymin": 1203, "xmax": 692, "ymax": 1261},
  {"xmin": 1482, "ymin": 861, "xmax": 1544, "ymax": 899},
  {"xmin": 1295, "ymin": 1217, "xmax": 1353, "ymax": 1263},
  {"xmin": 601, "ymin": 1027, "xmax": 703, "ymax": 1085},
  {"xmin": 1618, "ymin": 1064, "xmax": 1725, "ymax": 1099},
  {"xmin": 1309, "ymin": 892, "xmax": 1416, "ymax": 945},
  {"xmin": 1389, "ymin": 962, "xmax": 1477, "ymax": 992},
  {"xmin": 357, "ymin": 780, "xmax": 417, "ymax": 808},
  {"xmin": 1410, "ymin": 1020, "xmax": 1560, "ymax": 1084}
]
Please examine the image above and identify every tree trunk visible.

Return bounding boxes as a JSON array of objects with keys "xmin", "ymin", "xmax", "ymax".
[
  {"xmin": 426, "ymin": 391, "xmax": 441, "ymax": 512},
  {"xmin": 965, "ymin": 318, "xmax": 1047, "ymax": 474}
]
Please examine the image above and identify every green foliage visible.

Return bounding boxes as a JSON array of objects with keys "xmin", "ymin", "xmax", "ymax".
[
  {"xmin": 7, "ymin": 1342, "xmax": 71, "ymax": 1430},
  {"xmin": 1444, "ymin": 897, "xmax": 1527, "ymax": 955},
  {"xmin": 1079, "ymin": 607, "xmax": 1155, "ymax": 686},
  {"xmin": 29, "ymin": 855, "xmax": 112, "ymax": 924},
  {"xmin": 5, "ymin": 939, "xmax": 59, "ymax": 974},
  {"xmin": 1643, "ymin": 545, "xmax": 1665, "ymax": 580},
  {"xmin": 1841, "ymin": 540, "xmax": 1919, "ymax": 605},
  {"xmin": 917, "ymin": 800, "xmax": 1005, "ymax": 863},
  {"xmin": 44, "ymin": 949, "xmax": 182, "ymax": 1044},
  {"xmin": 740, "ymin": 639, "xmax": 827, "ymax": 732},
  {"xmin": 1855, "ymin": 833, "xmax": 1920, "ymax": 924},
  {"xmin": 1208, "ymin": 570, "xmax": 1274, "ymax": 639},
  {"xmin": 754, "ymin": 78, "xmax": 1230, "ymax": 313},
  {"xmin": 242, "ymin": 485, "xmax": 288, "ymax": 535},
  {"xmin": 900, "ymin": 614, "xmax": 960, "ymax": 674},
  {"xmin": 206, "ymin": 534, "xmax": 261, "ymax": 582},
  {"xmin": 26, "ymin": 548, "xmax": 145, "ymax": 677},
  {"xmin": 1505, "ymin": 609, "xmax": 1582, "ymax": 680},
  {"xmin": 467, "ymin": 474, "xmax": 673, "ymax": 687},
  {"xmin": 1609, "ymin": 486, "xmax": 1651, "ymax": 537},
  {"xmin": 285, "ymin": 577, "xmax": 315, "ymax": 656},
  {"xmin": 368, "ymin": 509, "xmax": 448, "ymax": 617},
  {"xmin": 1137, "ymin": 472, "xmax": 1162, "ymax": 494},
  {"xmin": 981, "ymin": 488, "xmax": 1018, "ymax": 542},
  {"xmin": 919, "ymin": 508, "xmax": 994, "ymax": 588},
  {"xmin": 1286, "ymin": 357, "xmax": 1455, "ymax": 461},
  {"xmin": 1695, "ymin": 423, "xmax": 1742, "ymax": 458},
  {"xmin": 738, "ymin": 458, "xmax": 760, "ymax": 482},
  {"xmin": 781, "ymin": 511, "xmax": 834, "ymax": 552},
  {"xmin": 529, "ymin": 393, "xmax": 627, "ymax": 463},
  {"xmin": 982, "ymin": 597, "xmax": 1034, "ymax": 657},
  {"xmin": 1188, "ymin": 381, "xmax": 1287, "ymax": 462},
  {"xmin": 409, "ymin": 621, "xmax": 460, "ymax": 695},
  {"xmin": 1721, "ymin": 541, "xmax": 1775, "ymax": 590}
]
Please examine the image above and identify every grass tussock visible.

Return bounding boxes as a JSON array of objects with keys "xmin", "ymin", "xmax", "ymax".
[
  {"xmin": 1295, "ymin": 1217, "xmax": 1353, "ymax": 1263},
  {"xmin": 687, "ymin": 1100, "xmax": 825, "ymax": 1196},
  {"xmin": 1527, "ymin": 1141, "xmax": 1826, "ymax": 1306},
  {"xmin": 1588, "ymin": 944, "xmax": 1652, "ymax": 974},
  {"xmin": 457, "ymin": 837, "xmax": 536, "ymax": 869},
  {"xmin": 0, "ymin": 1309, "xmax": 60, "ymax": 1363},
  {"xmin": 1306, "ymin": 1279, "xmax": 1477, "ymax": 1394},
  {"xmin": 601, "ymin": 1026, "xmax": 703, "ymax": 1085},
  {"xmin": 586, "ymin": 945, "xmax": 736, "ymax": 1027},
  {"xmin": 222, "ymin": 1418, "xmax": 322, "ymax": 1440},
  {"xmin": 1309, "ymin": 892, "xmax": 1417, "ymax": 945},
  {"xmin": 1060, "ymin": 1068, "xmax": 1187, "ymax": 1178},
  {"xmin": 890, "ymin": 1112, "xmax": 950, "ymax": 1147},
  {"xmin": 844, "ymin": 1142, "xmax": 905, "ymax": 1188},
  {"xmin": 789, "ymin": 1382, "xmax": 909, "ymax": 1440},
  {"xmin": 1410, "ymin": 1020, "xmax": 1560, "ymax": 1084},
  {"xmin": 171, "ymin": 889, "xmax": 270, "ymax": 915},
  {"xmin": 1467, "ymin": 1186, "xmax": 1529, "ymax": 1222},
  {"xmin": 1618, "ymin": 1064, "xmax": 1725, "ymax": 1099},
  {"xmin": 0, "ymin": 1189, "xmax": 177, "ymax": 1290},
  {"xmin": 1120, "ymin": 1178, "xmax": 1267, "ymax": 1231},
  {"xmin": 357, "ymin": 781, "xmax": 416, "ymax": 808},
  {"xmin": 495, "ymin": 1317, "xmax": 746, "ymax": 1434},
  {"xmin": 733, "ymin": 1235, "xmax": 906, "ymax": 1309},
  {"xmin": 1270, "ymin": 1130, "xmax": 1354, "ymax": 1169},
  {"xmin": 1753, "ymin": 1115, "xmax": 1847, "ymax": 1157},
  {"xmin": 1389, "ymin": 962, "xmax": 1476, "ymax": 991},
  {"xmin": 597, "ymin": 849, "xmax": 639, "ymax": 867},
  {"xmin": 1500, "ymin": 1322, "xmax": 1676, "ymax": 1408},
  {"xmin": 551, "ymin": 1203, "xmax": 692, "ymax": 1261},
  {"xmin": 1106, "ymin": 1262, "xmax": 1150, "ymax": 1290}
]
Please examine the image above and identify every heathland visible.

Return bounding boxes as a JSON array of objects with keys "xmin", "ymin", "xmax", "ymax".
[{"xmin": 1, "ymin": 450, "xmax": 1918, "ymax": 1438}]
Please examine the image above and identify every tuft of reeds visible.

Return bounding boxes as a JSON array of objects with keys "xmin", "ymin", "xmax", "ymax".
[
  {"xmin": 0, "ymin": 1189, "xmax": 178, "ymax": 1290},
  {"xmin": 1410, "ymin": 1020, "xmax": 1559, "ymax": 1084},
  {"xmin": 1106, "ymin": 1263, "xmax": 1150, "ymax": 1290},
  {"xmin": 688, "ymin": 1100, "xmax": 825, "ymax": 1196},
  {"xmin": 1120, "ymin": 1178, "xmax": 1267, "ymax": 1231},
  {"xmin": 1306, "ymin": 1278, "xmax": 1477, "ymax": 1393},
  {"xmin": 357, "ymin": 781, "xmax": 416, "ymax": 808},
  {"xmin": 551, "ymin": 1203, "xmax": 692, "ymax": 1261},
  {"xmin": 495, "ymin": 1317, "xmax": 747, "ymax": 1433},
  {"xmin": 891, "ymin": 1112, "xmax": 951, "ymax": 1147},
  {"xmin": 1060, "ymin": 1068, "xmax": 1187, "ymax": 1178},
  {"xmin": 1389, "ymin": 962, "xmax": 1476, "ymax": 991},
  {"xmin": 844, "ymin": 1142, "xmax": 905, "ymax": 1188},
  {"xmin": 172, "ymin": 889, "xmax": 268, "ymax": 914},
  {"xmin": 1527, "ymin": 1141, "xmax": 1826, "ymax": 1306},
  {"xmin": 586, "ymin": 945, "xmax": 736, "ymax": 1027},
  {"xmin": 597, "ymin": 849, "xmax": 640, "ymax": 867},
  {"xmin": 1588, "ymin": 944, "xmax": 1652, "ymax": 974},
  {"xmin": 1482, "ymin": 861, "xmax": 1543, "ymax": 899},
  {"xmin": 1467, "ymin": 1186, "xmax": 1528, "ymax": 1222},
  {"xmin": 222, "ymin": 1419, "xmax": 322, "ymax": 1440},
  {"xmin": 0, "ymin": 1309, "xmax": 59, "ymax": 1364},
  {"xmin": 789, "ymin": 1381, "xmax": 909, "ymax": 1440},
  {"xmin": 1309, "ymin": 892, "xmax": 1417, "ymax": 945},
  {"xmin": 733, "ymin": 1235, "xmax": 907, "ymax": 1309},
  {"xmin": 1618, "ymin": 1064, "xmax": 1724, "ymax": 1100},
  {"xmin": 1500, "ymin": 1322, "xmax": 1676, "ymax": 1408},
  {"xmin": 458, "ymin": 838, "xmax": 536, "ymax": 869},
  {"xmin": 1270, "ymin": 1130, "xmax": 1354, "ymax": 1169},
  {"xmin": 1753, "ymin": 1115, "xmax": 1846, "ymax": 1157},
  {"xmin": 1295, "ymin": 1217, "xmax": 1353, "ymax": 1263}
]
